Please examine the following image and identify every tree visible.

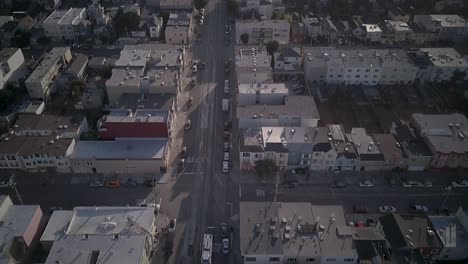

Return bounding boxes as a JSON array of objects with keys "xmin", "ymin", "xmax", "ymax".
[
  {"xmin": 194, "ymin": 0, "xmax": 208, "ymax": 11},
  {"xmin": 37, "ymin": 36, "xmax": 51, "ymax": 47},
  {"xmin": 10, "ymin": 30, "xmax": 31, "ymax": 48},
  {"xmin": 114, "ymin": 12, "xmax": 140, "ymax": 36},
  {"xmin": 254, "ymin": 159, "xmax": 278, "ymax": 179},
  {"xmin": 240, "ymin": 33, "xmax": 249, "ymax": 45},
  {"xmin": 266, "ymin": 40, "xmax": 279, "ymax": 55}
]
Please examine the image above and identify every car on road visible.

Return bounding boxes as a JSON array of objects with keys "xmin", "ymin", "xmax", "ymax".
[
  {"xmin": 106, "ymin": 179, "xmax": 120, "ymax": 188},
  {"xmin": 379, "ymin": 206, "xmax": 397, "ymax": 213},
  {"xmin": 184, "ymin": 119, "xmax": 191, "ymax": 130},
  {"xmin": 223, "ymin": 142, "xmax": 230, "ymax": 151},
  {"xmin": 224, "ymin": 152, "xmax": 230, "ymax": 161},
  {"xmin": 178, "ymin": 159, "xmax": 185, "ymax": 172},
  {"xmin": 409, "ymin": 204, "xmax": 429, "ymax": 213},
  {"xmin": 137, "ymin": 199, "xmax": 156, "ymax": 207},
  {"xmin": 402, "ymin": 181, "xmax": 423, "ymax": 188},
  {"xmin": 222, "ymin": 161, "xmax": 229, "ymax": 173},
  {"xmin": 192, "ymin": 63, "xmax": 198, "ymax": 73},
  {"xmin": 168, "ymin": 219, "xmax": 176, "ymax": 232},
  {"xmin": 224, "ymin": 131, "xmax": 230, "ymax": 140},
  {"xmin": 221, "ymin": 222, "xmax": 228, "ymax": 237},
  {"xmin": 89, "ymin": 180, "xmax": 104, "ymax": 187},
  {"xmin": 222, "ymin": 238, "xmax": 230, "ymax": 255},
  {"xmin": 451, "ymin": 180, "xmax": 468, "ymax": 188},
  {"xmin": 223, "ymin": 121, "xmax": 231, "ymax": 131},
  {"xmin": 200, "ymin": 8, "xmax": 205, "ymax": 15},
  {"xmin": 359, "ymin": 180, "xmax": 374, "ymax": 187},
  {"xmin": 331, "ymin": 180, "xmax": 346, "ymax": 188},
  {"xmin": 180, "ymin": 146, "xmax": 187, "ymax": 158},
  {"xmin": 199, "ymin": 19, "xmax": 204, "ymax": 25}
]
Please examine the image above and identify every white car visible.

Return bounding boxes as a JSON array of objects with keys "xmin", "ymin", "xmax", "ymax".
[
  {"xmin": 223, "ymin": 142, "xmax": 230, "ymax": 151},
  {"xmin": 168, "ymin": 219, "xmax": 176, "ymax": 232},
  {"xmin": 89, "ymin": 180, "xmax": 104, "ymax": 187},
  {"xmin": 409, "ymin": 204, "xmax": 428, "ymax": 213},
  {"xmin": 224, "ymin": 152, "xmax": 230, "ymax": 161},
  {"xmin": 222, "ymin": 238, "xmax": 230, "ymax": 255},
  {"xmin": 452, "ymin": 180, "xmax": 468, "ymax": 188},
  {"xmin": 200, "ymin": 8, "xmax": 205, "ymax": 15},
  {"xmin": 359, "ymin": 180, "xmax": 374, "ymax": 187},
  {"xmin": 222, "ymin": 161, "xmax": 229, "ymax": 173},
  {"xmin": 199, "ymin": 19, "xmax": 204, "ymax": 25},
  {"xmin": 423, "ymin": 181, "xmax": 432, "ymax": 188},
  {"xmin": 379, "ymin": 206, "xmax": 396, "ymax": 213},
  {"xmin": 402, "ymin": 181, "xmax": 423, "ymax": 188},
  {"xmin": 224, "ymin": 84, "xmax": 229, "ymax": 94}
]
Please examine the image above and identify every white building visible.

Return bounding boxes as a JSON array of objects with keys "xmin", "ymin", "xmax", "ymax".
[
  {"xmin": 237, "ymin": 96, "xmax": 320, "ymax": 128},
  {"xmin": 148, "ymin": 15, "xmax": 163, "ymax": 39},
  {"xmin": 381, "ymin": 20, "xmax": 412, "ymax": 44},
  {"xmin": 165, "ymin": 12, "xmax": 192, "ymax": 45},
  {"xmin": 303, "ymin": 47, "xmax": 419, "ymax": 86},
  {"xmin": 37, "ymin": 0, "xmax": 61, "ymax": 10},
  {"xmin": 41, "ymin": 206, "xmax": 156, "ymax": 264},
  {"xmin": 0, "ymin": 48, "xmax": 25, "ymax": 90},
  {"xmin": 273, "ymin": 47, "xmax": 302, "ymax": 71},
  {"xmin": 25, "ymin": 47, "xmax": 72, "ymax": 99},
  {"xmin": 413, "ymin": 14, "xmax": 468, "ymax": 41},
  {"xmin": 42, "ymin": 8, "xmax": 90, "ymax": 41},
  {"xmin": 236, "ymin": 20, "xmax": 290, "ymax": 44},
  {"xmin": 310, "ymin": 127, "xmax": 337, "ymax": 171},
  {"xmin": 238, "ymin": 83, "xmax": 288, "ymax": 106},
  {"xmin": 0, "ymin": 114, "xmax": 88, "ymax": 172},
  {"xmin": 362, "ymin": 24, "xmax": 382, "ymax": 43},
  {"xmin": 415, "ymin": 48, "xmax": 468, "ymax": 83},
  {"xmin": 240, "ymin": 202, "xmax": 358, "ymax": 264},
  {"xmin": 235, "ymin": 46, "xmax": 272, "ymax": 84},
  {"xmin": 349, "ymin": 128, "xmax": 385, "ymax": 171}
]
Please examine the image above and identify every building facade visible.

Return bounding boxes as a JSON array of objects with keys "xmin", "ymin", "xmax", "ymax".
[{"xmin": 236, "ymin": 20, "xmax": 290, "ymax": 44}]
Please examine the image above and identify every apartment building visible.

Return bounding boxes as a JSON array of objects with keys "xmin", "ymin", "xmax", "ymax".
[
  {"xmin": 0, "ymin": 195, "xmax": 46, "ymax": 264},
  {"xmin": 238, "ymin": 0, "xmax": 274, "ymax": 19},
  {"xmin": 329, "ymin": 124, "xmax": 358, "ymax": 171},
  {"xmin": 42, "ymin": 206, "xmax": 157, "ymax": 264},
  {"xmin": 362, "ymin": 24, "xmax": 382, "ymax": 43},
  {"xmin": 310, "ymin": 127, "xmax": 337, "ymax": 171},
  {"xmin": 238, "ymin": 83, "xmax": 288, "ymax": 106},
  {"xmin": 240, "ymin": 202, "xmax": 358, "ymax": 264},
  {"xmin": 410, "ymin": 113, "xmax": 468, "ymax": 169},
  {"xmin": 273, "ymin": 47, "xmax": 302, "ymax": 71},
  {"xmin": 372, "ymin": 133, "xmax": 404, "ymax": 170},
  {"xmin": 25, "ymin": 47, "xmax": 72, "ymax": 99},
  {"xmin": 237, "ymin": 96, "xmax": 320, "ymax": 128},
  {"xmin": 0, "ymin": 114, "xmax": 88, "ymax": 172},
  {"xmin": 350, "ymin": 128, "xmax": 384, "ymax": 171},
  {"xmin": 239, "ymin": 126, "xmax": 313, "ymax": 170},
  {"xmin": 236, "ymin": 20, "xmax": 290, "ymax": 44},
  {"xmin": 165, "ymin": 12, "xmax": 193, "ymax": 45},
  {"xmin": 381, "ymin": 20, "xmax": 412, "ymax": 44},
  {"xmin": 413, "ymin": 48, "xmax": 468, "ymax": 83},
  {"xmin": 429, "ymin": 208, "xmax": 468, "ymax": 261},
  {"xmin": 97, "ymin": 108, "xmax": 174, "ymax": 141},
  {"xmin": 235, "ymin": 46, "xmax": 272, "ymax": 84},
  {"xmin": 42, "ymin": 8, "xmax": 90, "ymax": 41},
  {"xmin": 303, "ymin": 47, "xmax": 420, "ymax": 86},
  {"xmin": 413, "ymin": 14, "xmax": 468, "ymax": 41},
  {"xmin": 0, "ymin": 48, "xmax": 25, "ymax": 90}
]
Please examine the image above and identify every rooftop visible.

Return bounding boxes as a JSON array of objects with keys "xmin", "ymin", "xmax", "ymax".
[
  {"xmin": 115, "ymin": 93, "xmax": 175, "ymax": 111},
  {"xmin": 44, "ymin": 206, "xmax": 155, "ymax": 264},
  {"xmin": 421, "ymin": 14, "xmax": 468, "ymax": 28},
  {"xmin": 238, "ymin": 83, "xmax": 288, "ymax": 95},
  {"xmin": 104, "ymin": 109, "xmax": 168, "ymax": 123},
  {"xmin": 350, "ymin": 128, "xmax": 382, "ymax": 156},
  {"xmin": 235, "ymin": 46, "xmax": 271, "ymax": 69},
  {"xmin": 71, "ymin": 139, "xmax": 167, "ymax": 160},
  {"xmin": 236, "ymin": 19, "xmax": 290, "ymax": 28},
  {"xmin": 261, "ymin": 127, "xmax": 311, "ymax": 145},
  {"xmin": 372, "ymin": 134, "xmax": 403, "ymax": 163},
  {"xmin": 0, "ymin": 48, "xmax": 20, "ymax": 63},
  {"xmin": 160, "ymin": 0, "xmax": 193, "ymax": 9},
  {"xmin": 146, "ymin": 68, "xmax": 178, "ymax": 89},
  {"xmin": 419, "ymin": 48, "xmax": 468, "ymax": 67},
  {"xmin": 106, "ymin": 68, "xmax": 143, "ymax": 88},
  {"xmin": 68, "ymin": 54, "xmax": 88, "ymax": 75},
  {"xmin": 43, "ymin": 8, "xmax": 85, "ymax": 26},
  {"xmin": 236, "ymin": 96, "xmax": 320, "ymax": 120},
  {"xmin": 240, "ymin": 203, "xmax": 357, "ymax": 258},
  {"xmin": 411, "ymin": 113, "xmax": 468, "ymax": 154},
  {"xmin": 167, "ymin": 12, "xmax": 192, "ymax": 26},
  {"xmin": 26, "ymin": 47, "xmax": 70, "ymax": 82},
  {"xmin": 239, "ymin": 128, "xmax": 264, "ymax": 153},
  {"xmin": 115, "ymin": 49, "xmax": 150, "ymax": 68},
  {"xmin": 363, "ymin": 24, "xmax": 382, "ymax": 33},
  {"xmin": 384, "ymin": 20, "xmax": 412, "ymax": 32},
  {"xmin": 429, "ymin": 208, "xmax": 468, "ymax": 249}
]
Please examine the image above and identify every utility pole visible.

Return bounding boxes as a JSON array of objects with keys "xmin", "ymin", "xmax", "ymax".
[{"xmin": 10, "ymin": 174, "xmax": 23, "ymax": 205}]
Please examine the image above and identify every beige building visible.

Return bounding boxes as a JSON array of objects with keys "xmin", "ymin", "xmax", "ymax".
[
  {"xmin": 42, "ymin": 8, "xmax": 89, "ymax": 41},
  {"xmin": 236, "ymin": 19, "xmax": 290, "ymax": 44},
  {"xmin": 25, "ymin": 47, "xmax": 72, "ymax": 99},
  {"xmin": 0, "ymin": 48, "xmax": 25, "ymax": 89},
  {"xmin": 235, "ymin": 46, "xmax": 272, "ymax": 84},
  {"xmin": 165, "ymin": 12, "xmax": 193, "ymax": 45}
]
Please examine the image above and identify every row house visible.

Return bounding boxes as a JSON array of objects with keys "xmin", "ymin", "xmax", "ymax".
[
  {"xmin": 0, "ymin": 114, "xmax": 88, "ymax": 172},
  {"xmin": 413, "ymin": 14, "xmax": 468, "ymax": 42},
  {"xmin": 235, "ymin": 46, "xmax": 272, "ymax": 84},
  {"xmin": 42, "ymin": 8, "xmax": 91, "ymax": 41}
]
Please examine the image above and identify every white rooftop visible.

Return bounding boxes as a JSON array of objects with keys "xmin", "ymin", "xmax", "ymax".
[
  {"xmin": 238, "ymin": 83, "xmax": 288, "ymax": 95},
  {"xmin": 71, "ymin": 139, "xmax": 168, "ymax": 159},
  {"xmin": 350, "ymin": 127, "xmax": 381, "ymax": 155}
]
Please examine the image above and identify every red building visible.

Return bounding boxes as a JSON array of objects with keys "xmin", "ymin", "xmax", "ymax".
[{"xmin": 98, "ymin": 109, "xmax": 173, "ymax": 140}]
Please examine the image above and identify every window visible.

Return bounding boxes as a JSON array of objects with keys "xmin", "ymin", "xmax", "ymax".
[
  {"xmin": 373, "ymin": 74, "xmax": 377, "ymax": 78},
  {"xmin": 287, "ymin": 258, "xmax": 297, "ymax": 262},
  {"xmin": 8, "ymin": 156, "xmax": 16, "ymax": 160},
  {"xmin": 357, "ymin": 69, "xmax": 360, "ymax": 72},
  {"xmin": 355, "ymin": 75, "xmax": 360, "ymax": 78},
  {"xmin": 58, "ymin": 162, "xmax": 63, "ymax": 166},
  {"xmin": 347, "ymin": 69, "xmax": 352, "ymax": 72},
  {"xmin": 326, "ymin": 259, "xmax": 336, "ymax": 262},
  {"xmin": 337, "ymin": 74, "xmax": 342, "ymax": 78},
  {"xmin": 269, "ymin": 257, "xmax": 280, "ymax": 262},
  {"xmin": 329, "ymin": 74, "xmax": 333, "ymax": 78},
  {"xmin": 254, "ymin": 154, "xmax": 263, "ymax": 158},
  {"xmin": 246, "ymin": 257, "xmax": 257, "ymax": 262},
  {"xmin": 37, "ymin": 160, "xmax": 43, "ymax": 164},
  {"xmin": 306, "ymin": 258, "xmax": 316, "ymax": 262},
  {"xmin": 34, "ymin": 154, "xmax": 41, "ymax": 158},
  {"xmin": 344, "ymin": 259, "xmax": 354, "ymax": 262},
  {"xmin": 366, "ymin": 69, "xmax": 370, "ymax": 72},
  {"xmin": 243, "ymin": 153, "xmax": 251, "ymax": 157},
  {"xmin": 375, "ymin": 69, "xmax": 380, "ymax": 72}
]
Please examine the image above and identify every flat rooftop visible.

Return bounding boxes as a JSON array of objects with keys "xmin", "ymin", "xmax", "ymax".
[
  {"xmin": 106, "ymin": 68, "xmax": 142, "ymax": 88},
  {"xmin": 420, "ymin": 48, "xmax": 468, "ymax": 67},
  {"xmin": 104, "ymin": 109, "xmax": 168, "ymax": 123},
  {"xmin": 71, "ymin": 139, "xmax": 167, "ymax": 160},
  {"xmin": 236, "ymin": 46, "xmax": 271, "ymax": 69},
  {"xmin": 240, "ymin": 128, "xmax": 263, "ymax": 153},
  {"xmin": 167, "ymin": 12, "xmax": 191, "ymax": 26},
  {"xmin": 238, "ymin": 83, "xmax": 288, "ymax": 95},
  {"xmin": 350, "ymin": 128, "xmax": 381, "ymax": 155},
  {"xmin": 116, "ymin": 93, "xmax": 175, "ymax": 111},
  {"xmin": 237, "ymin": 96, "xmax": 320, "ymax": 120},
  {"xmin": 0, "ymin": 48, "xmax": 20, "ymax": 63},
  {"xmin": 26, "ymin": 47, "xmax": 70, "ymax": 82},
  {"xmin": 115, "ymin": 49, "xmax": 150, "ymax": 68}
]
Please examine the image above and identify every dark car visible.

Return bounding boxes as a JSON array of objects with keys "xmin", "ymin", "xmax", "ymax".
[
  {"xmin": 332, "ymin": 180, "xmax": 347, "ymax": 188},
  {"xmin": 178, "ymin": 159, "xmax": 185, "ymax": 172}
]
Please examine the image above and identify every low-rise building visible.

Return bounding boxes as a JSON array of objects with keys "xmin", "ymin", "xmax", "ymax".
[
  {"xmin": 67, "ymin": 53, "xmax": 88, "ymax": 79},
  {"xmin": 310, "ymin": 126, "xmax": 337, "ymax": 171},
  {"xmin": 350, "ymin": 128, "xmax": 384, "ymax": 171},
  {"xmin": 25, "ymin": 47, "xmax": 72, "ymax": 99},
  {"xmin": 413, "ymin": 48, "xmax": 468, "ymax": 83},
  {"xmin": 429, "ymin": 208, "xmax": 468, "ymax": 261},
  {"xmin": 273, "ymin": 47, "xmax": 302, "ymax": 71},
  {"xmin": 362, "ymin": 24, "xmax": 382, "ymax": 43},
  {"xmin": 237, "ymin": 96, "xmax": 320, "ymax": 128},
  {"xmin": 372, "ymin": 133, "xmax": 404, "ymax": 170},
  {"xmin": 238, "ymin": 83, "xmax": 288, "ymax": 106},
  {"xmin": 87, "ymin": 0, "xmax": 109, "ymax": 25},
  {"xmin": 239, "ymin": 202, "xmax": 358, "ymax": 264},
  {"xmin": 330, "ymin": 124, "xmax": 358, "ymax": 171},
  {"xmin": 235, "ymin": 46, "xmax": 272, "ymax": 84},
  {"xmin": 236, "ymin": 20, "xmax": 290, "ymax": 44},
  {"xmin": 42, "ymin": 8, "xmax": 90, "ymax": 41},
  {"xmin": 159, "ymin": 0, "xmax": 193, "ymax": 11},
  {"xmin": 413, "ymin": 14, "xmax": 468, "ymax": 41},
  {"xmin": 410, "ymin": 113, "xmax": 468, "ymax": 169},
  {"xmin": 148, "ymin": 15, "xmax": 163, "ymax": 39},
  {"xmin": 381, "ymin": 20, "xmax": 412, "ymax": 44},
  {"xmin": 0, "ymin": 48, "xmax": 25, "ymax": 90},
  {"xmin": 0, "ymin": 195, "xmax": 46, "ymax": 264},
  {"xmin": 42, "ymin": 206, "xmax": 157, "ymax": 264},
  {"xmin": 165, "ymin": 12, "xmax": 192, "ymax": 45},
  {"xmin": 239, "ymin": 0, "xmax": 274, "ymax": 19},
  {"xmin": 70, "ymin": 138, "xmax": 168, "ymax": 174},
  {"xmin": 0, "ymin": 114, "xmax": 87, "ymax": 172}
]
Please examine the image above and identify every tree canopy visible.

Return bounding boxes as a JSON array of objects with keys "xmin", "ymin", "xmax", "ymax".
[{"xmin": 240, "ymin": 33, "xmax": 249, "ymax": 44}]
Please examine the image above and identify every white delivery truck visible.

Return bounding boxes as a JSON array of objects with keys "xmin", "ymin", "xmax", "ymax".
[{"xmin": 222, "ymin": 99, "xmax": 229, "ymax": 112}]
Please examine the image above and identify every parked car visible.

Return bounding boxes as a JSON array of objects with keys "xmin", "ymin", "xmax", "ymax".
[
  {"xmin": 106, "ymin": 179, "xmax": 120, "ymax": 188},
  {"xmin": 359, "ymin": 180, "xmax": 374, "ymax": 187},
  {"xmin": 379, "ymin": 206, "xmax": 397, "ymax": 213},
  {"xmin": 409, "ymin": 204, "xmax": 429, "ymax": 213},
  {"xmin": 332, "ymin": 180, "xmax": 347, "ymax": 188},
  {"xmin": 423, "ymin": 180, "xmax": 432, "ymax": 188},
  {"xmin": 168, "ymin": 219, "xmax": 176, "ymax": 232},
  {"xmin": 200, "ymin": 8, "xmax": 205, "ymax": 15},
  {"xmin": 178, "ymin": 158, "xmax": 186, "ymax": 172},
  {"xmin": 224, "ymin": 152, "xmax": 230, "ymax": 161},
  {"xmin": 221, "ymin": 222, "xmax": 229, "ymax": 237},
  {"xmin": 184, "ymin": 120, "xmax": 191, "ymax": 130},
  {"xmin": 222, "ymin": 161, "xmax": 229, "ymax": 173},
  {"xmin": 402, "ymin": 181, "xmax": 423, "ymax": 188},
  {"xmin": 451, "ymin": 180, "xmax": 468, "ymax": 188},
  {"xmin": 223, "ymin": 142, "xmax": 230, "ymax": 151},
  {"xmin": 180, "ymin": 146, "xmax": 187, "ymax": 158},
  {"xmin": 222, "ymin": 238, "xmax": 230, "ymax": 255}
]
